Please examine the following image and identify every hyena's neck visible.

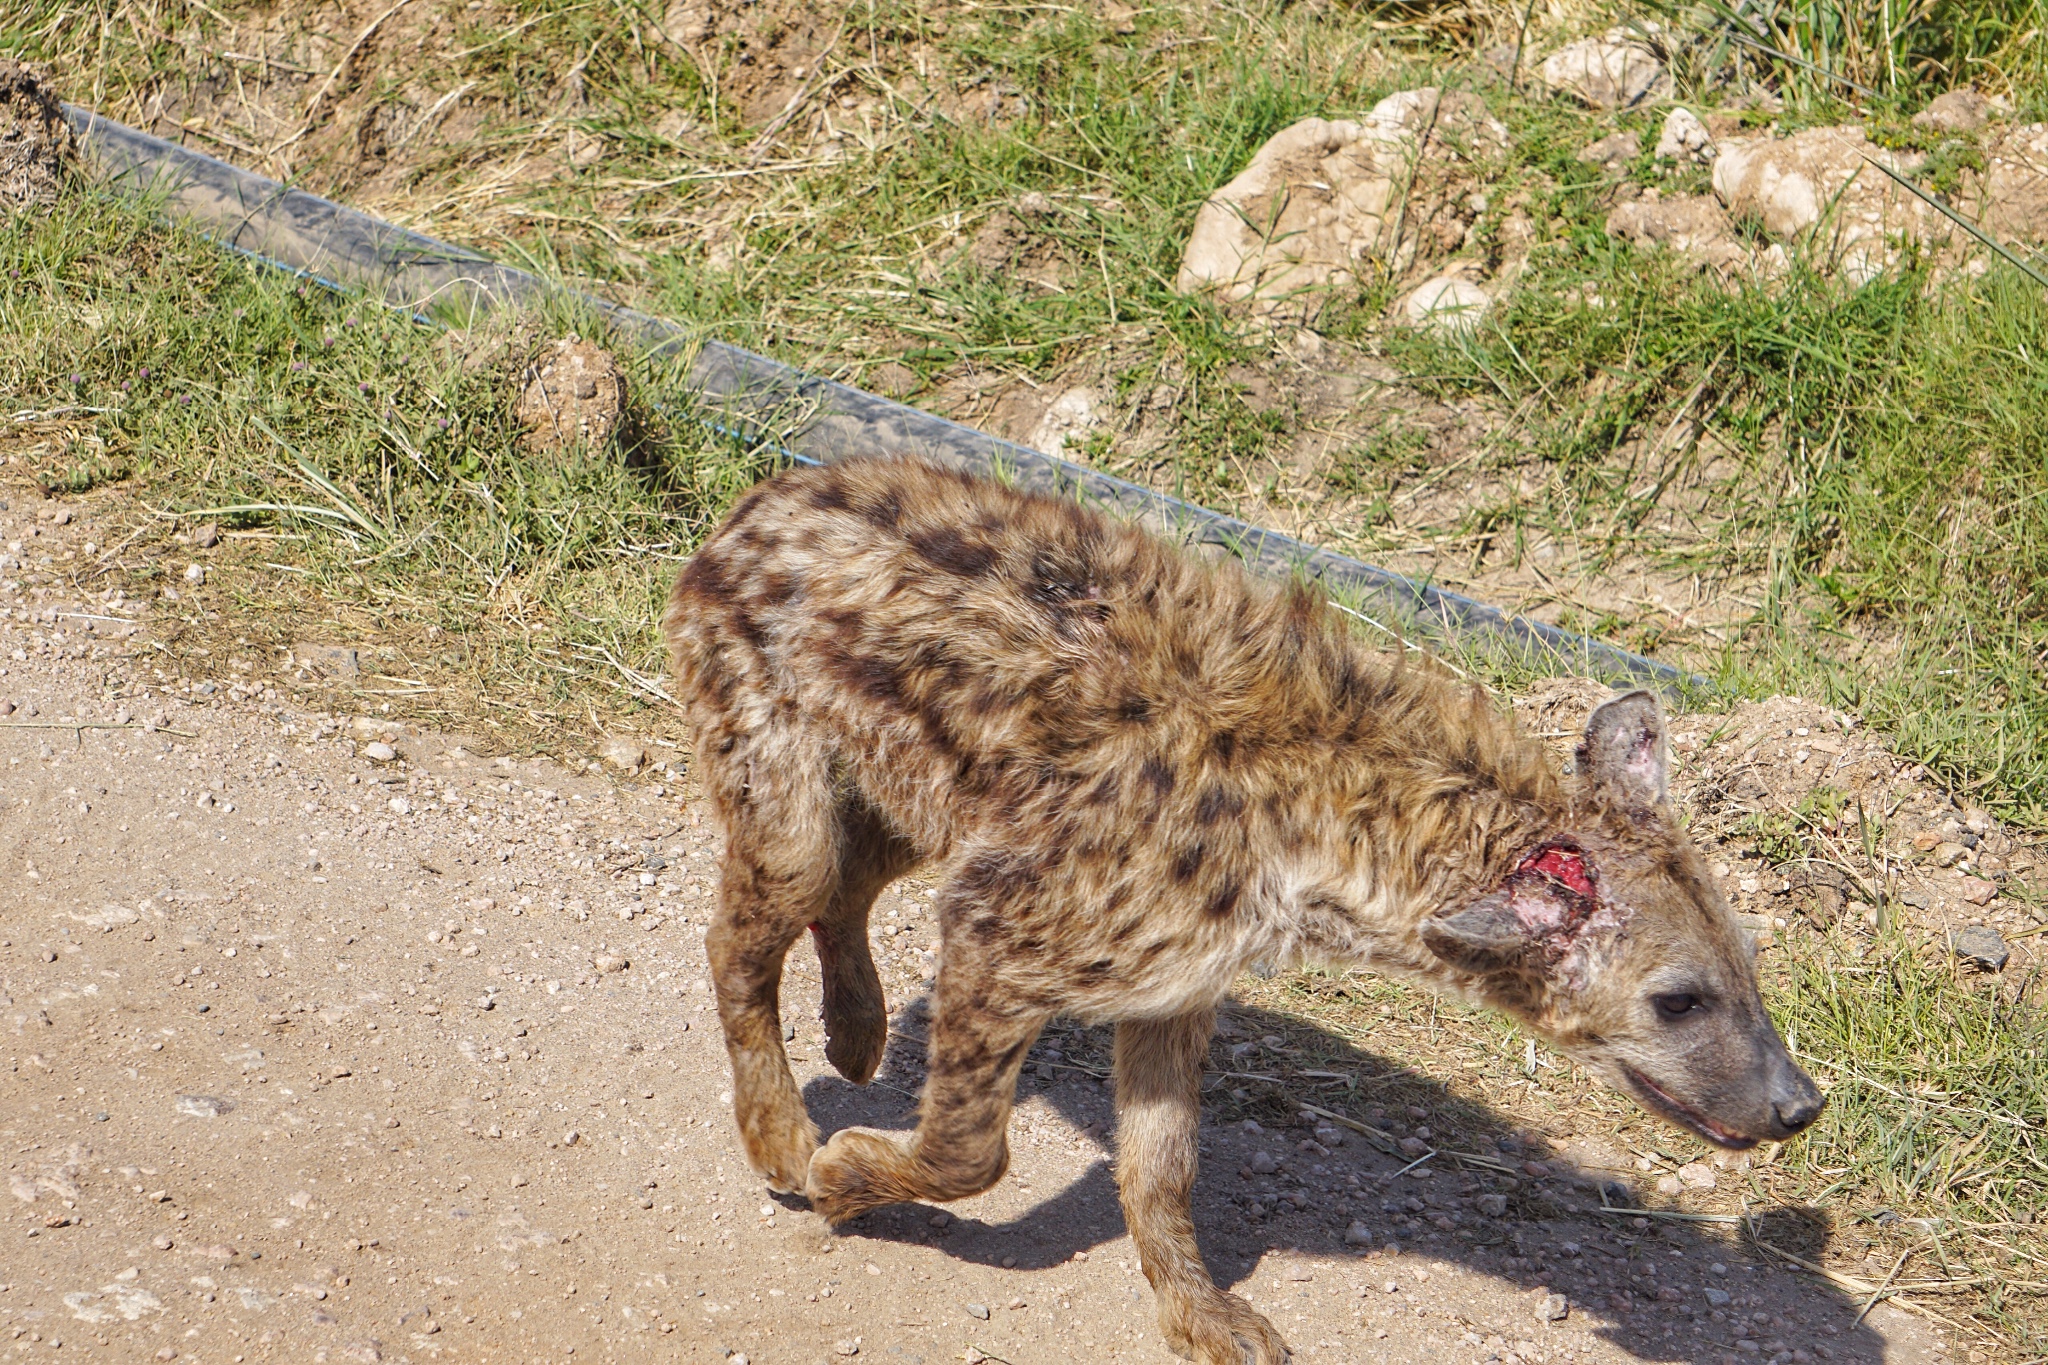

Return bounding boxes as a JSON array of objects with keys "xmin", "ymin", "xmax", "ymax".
[{"xmin": 1264, "ymin": 662, "xmax": 1567, "ymax": 969}]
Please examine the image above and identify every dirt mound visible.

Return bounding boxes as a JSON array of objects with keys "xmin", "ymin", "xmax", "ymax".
[
  {"xmin": 514, "ymin": 336, "xmax": 630, "ymax": 458},
  {"xmin": 1176, "ymin": 88, "xmax": 1510, "ymax": 326},
  {"xmin": 1515, "ymin": 679, "xmax": 2040, "ymax": 966},
  {"xmin": 0, "ymin": 61, "xmax": 75, "ymax": 211}
]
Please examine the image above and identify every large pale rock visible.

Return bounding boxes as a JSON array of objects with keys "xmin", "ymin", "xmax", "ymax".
[
  {"xmin": 516, "ymin": 337, "xmax": 629, "ymax": 457},
  {"xmin": 1176, "ymin": 89, "xmax": 1507, "ymax": 324},
  {"xmin": 1538, "ymin": 34, "xmax": 1667, "ymax": 110},
  {"xmin": 1711, "ymin": 127, "xmax": 1943, "ymax": 282}
]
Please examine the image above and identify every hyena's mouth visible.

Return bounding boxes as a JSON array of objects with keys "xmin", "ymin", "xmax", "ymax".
[{"xmin": 1622, "ymin": 1066, "xmax": 1759, "ymax": 1151}]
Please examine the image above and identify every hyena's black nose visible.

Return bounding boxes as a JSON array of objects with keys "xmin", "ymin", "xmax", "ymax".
[{"xmin": 1768, "ymin": 1066, "xmax": 1826, "ymax": 1138}]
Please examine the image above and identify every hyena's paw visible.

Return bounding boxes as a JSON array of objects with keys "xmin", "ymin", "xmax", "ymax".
[
  {"xmin": 1161, "ymin": 1289, "xmax": 1291, "ymax": 1365},
  {"xmin": 805, "ymin": 1126, "xmax": 914, "ymax": 1225},
  {"xmin": 735, "ymin": 1100, "xmax": 819, "ymax": 1196},
  {"xmin": 821, "ymin": 1005, "xmax": 887, "ymax": 1086}
]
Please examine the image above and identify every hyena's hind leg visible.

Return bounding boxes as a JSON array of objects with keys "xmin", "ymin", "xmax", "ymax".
[
  {"xmin": 811, "ymin": 799, "xmax": 918, "ymax": 1086},
  {"xmin": 807, "ymin": 868, "xmax": 1050, "ymax": 1222},
  {"xmin": 700, "ymin": 728, "xmax": 842, "ymax": 1195}
]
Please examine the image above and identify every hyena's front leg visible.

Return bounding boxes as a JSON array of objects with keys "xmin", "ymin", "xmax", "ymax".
[
  {"xmin": 1116, "ymin": 1011, "xmax": 1291, "ymax": 1365},
  {"xmin": 806, "ymin": 939, "xmax": 1049, "ymax": 1223}
]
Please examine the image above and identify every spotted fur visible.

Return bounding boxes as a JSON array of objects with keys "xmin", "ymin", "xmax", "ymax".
[{"xmin": 666, "ymin": 457, "xmax": 1821, "ymax": 1365}]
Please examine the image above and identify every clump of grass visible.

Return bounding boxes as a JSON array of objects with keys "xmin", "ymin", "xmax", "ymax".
[
  {"xmin": 1646, "ymin": 0, "xmax": 2048, "ymax": 110},
  {"xmin": 1389, "ymin": 233, "xmax": 2048, "ymax": 824},
  {"xmin": 0, "ymin": 188, "xmax": 768, "ymax": 748}
]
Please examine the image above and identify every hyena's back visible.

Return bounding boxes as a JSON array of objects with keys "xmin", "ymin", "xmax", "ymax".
[{"xmin": 665, "ymin": 457, "xmax": 1369, "ymax": 864}]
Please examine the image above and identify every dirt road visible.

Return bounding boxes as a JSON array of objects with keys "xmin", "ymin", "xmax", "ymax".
[{"xmin": 0, "ymin": 499, "xmax": 1946, "ymax": 1365}]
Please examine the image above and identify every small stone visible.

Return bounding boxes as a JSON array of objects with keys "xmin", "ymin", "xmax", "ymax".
[
  {"xmin": 965, "ymin": 1301, "xmax": 990, "ymax": 1320},
  {"xmin": 183, "ymin": 563, "xmax": 207, "ymax": 585},
  {"xmin": 1655, "ymin": 107, "xmax": 1715, "ymax": 163},
  {"xmin": 1576, "ymin": 130, "xmax": 1640, "ymax": 171},
  {"xmin": 1932, "ymin": 841, "xmax": 1969, "ymax": 868},
  {"xmin": 563, "ymin": 1130, "xmax": 580, "ymax": 1146},
  {"xmin": 1397, "ymin": 1136, "xmax": 1430, "ymax": 1158},
  {"xmin": 834, "ymin": 1339, "xmax": 861, "ymax": 1356},
  {"xmin": 388, "ymin": 797, "xmax": 411, "ymax": 815},
  {"xmin": 1403, "ymin": 275, "xmax": 1491, "ymax": 331},
  {"xmin": 363, "ymin": 742, "xmax": 396, "ymax": 763},
  {"xmin": 1249, "ymin": 1151, "xmax": 1279, "ymax": 1175},
  {"xmin": 1678, "ymin": 1161, "xmax": 1717, "ymax": 1190},
  {"xmin": 1706, "ymin": 1287, "xmax": 1732, "ymax": 1307},
  {"xmin": 1536, "ymin": 1292, "xmax": 1570, "ymax": 1322},
  {"xmin": 191, "ymin": 522, "xmax": 220, "ymax": 549},
  {"xmin": 176, "ymin": 1095, "xmax": 232, "ymax": 1118},
  {"xmin": 1345, "ymin": 1221, "xmax": 1375, "ymax": 1246},
  {"xmin": 601, "ymin": 738, "xmax": 648, "ymax": 774},
  {"xmin": 294, "ymin": 643, "xmax": 360, "ymax": 679},
  {"xmin": 1957, "ymin": 877, "xmax": 1998, "ymax": 907},
  {"xmin": 1656, "ymin": 1175, "xmax": 1683, "ymax": 1195},
  {"xmin": 593, "ymin": 952, "xmax": 629, "ymax": 974},
  {"xmin": 152, "ymin": 1235, "xmax": 174, "ymax": 1250},
  {"xmin": 1476, "ymin": 1193, "xmax": 1509, "ymax": 1217},
  {"xmin": 1952, "ymin": 925, "xmax": 2009, "ymax": 972}
]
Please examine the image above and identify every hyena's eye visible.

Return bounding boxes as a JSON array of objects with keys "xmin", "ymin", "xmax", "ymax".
[{"xmin": 1652, "ymin": 992, "xmax": 1703, "ymax": 1020}]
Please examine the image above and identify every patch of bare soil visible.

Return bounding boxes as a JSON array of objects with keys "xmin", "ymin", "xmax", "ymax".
[
  {"xmin": 0, "ymin": 60, "xmax": 74, "ymax": 210},
  {"xmin": 0, "ymin": 490, "xmax": 2031, "ymax": 1363}
]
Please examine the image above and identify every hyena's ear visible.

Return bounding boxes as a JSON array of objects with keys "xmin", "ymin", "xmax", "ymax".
[
  {"xmin": 1423, "ymin": 843, "xmax": 1602, "ymax": 976},
  {"xmin": 1579, "ymin": 690, "xmax": 1668, "ymax": 811},
  {"xmin": 1420, "ymin": 889, "xmax": 1531, "ymax": 974}
]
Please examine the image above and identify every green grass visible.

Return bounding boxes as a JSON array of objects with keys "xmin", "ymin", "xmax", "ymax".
[
  {"xmin": 1390, "ymin": 227, "xmax": 2048, "ymax": 822},
  {"xmin": 0, "ymin": 190, "xmax": 768, "ymax": 745}
]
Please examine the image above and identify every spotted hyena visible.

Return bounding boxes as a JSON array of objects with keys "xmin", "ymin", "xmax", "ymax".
[{"xmin": 665, "ymin": 457, "xmax": 1824, "ymax": 1365}]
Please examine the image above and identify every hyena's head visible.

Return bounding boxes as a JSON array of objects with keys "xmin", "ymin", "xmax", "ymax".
[{"xmin": 1422, "ymin": 691, "xmax": 1825, "ymax": 1149}]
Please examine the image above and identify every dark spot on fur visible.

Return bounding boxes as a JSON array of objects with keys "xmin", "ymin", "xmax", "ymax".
[
  {"xmin": 807, "ymin": 478, "xmax": 851, "ymax": 512},
  {"xmin": 1204, "ymin": 879, "xmax": 1243, "ymax": 918},
  {"xmin": 1139, "ymin": 756, "xmax": 1175, "ymax": 798},
  {"xmin": 1209, "ymin": 729, "xmax": 1237, "ymax": 764},
  {"xmin": 1171, "ymin": 842, "xmax": 1205, "ymax": 882},
  {"xmin": 1195, "ymin": 786, "xmax": 1242, "ymax": 827},
  {"xmin": 1117, "ymin": 694, "xmax": 1151, "ymax": 723},
  {"xmin": 959, "ymin": 848, "xmax": 1034, "ymax": 907},
  {"xmin": 678, "ymin": 551, "xmax": 734, "ymax": 607},
  {"xmin": 835, "ymin": 654, "xmax": 907, "ymax": 710},
  {"xmin": 1083, "ymin": 771, "xmax": 1121, "ymax": 807},
  {"xmin": 909, "ymin": 527, "xmax": 998, "ymax": 579},
  {"xmin": 758, "ymin": 571, "xmax": 803, "ymax": 607},
  {"xmin": 862, "ymin": 492, "xmax": 905, "ymax": 532}
]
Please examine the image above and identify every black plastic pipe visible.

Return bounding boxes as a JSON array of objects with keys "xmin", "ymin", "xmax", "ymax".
[{"xmin": 62, "ymin": 105, "xmax": 1693, "ymax": 691}]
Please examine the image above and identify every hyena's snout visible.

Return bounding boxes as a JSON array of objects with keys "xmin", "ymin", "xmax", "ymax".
[{"xmin": 1764, "ymin": 1048, "xmax": 1825, "ymax": 1139}]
